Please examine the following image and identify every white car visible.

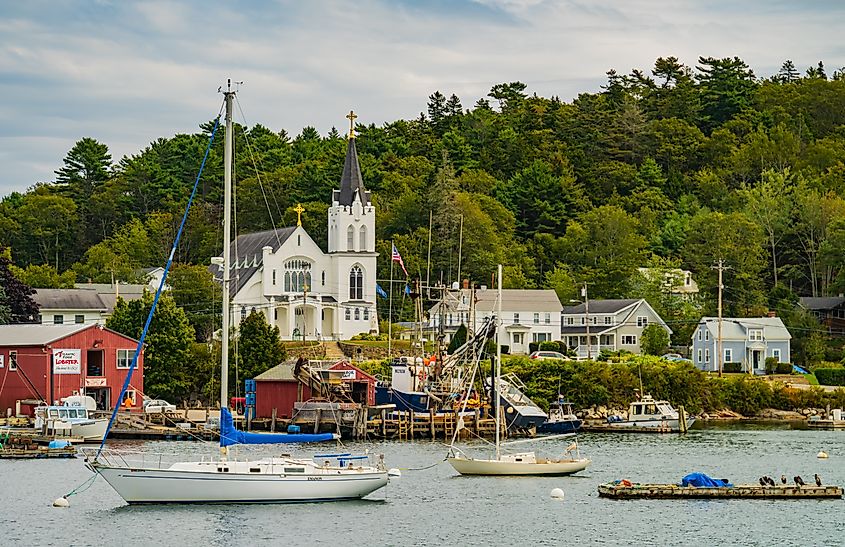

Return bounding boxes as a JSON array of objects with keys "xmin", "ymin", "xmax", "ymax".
[
  {"xmin": 143, "ymin": 399, "xmax": 177, "ymax": 414},
  {"xmin": 529, "ymin": 351, "xmax": 570, "ymax": 361}
]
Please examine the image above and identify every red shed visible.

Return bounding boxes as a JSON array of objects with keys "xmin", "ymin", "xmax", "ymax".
[
  {"xmin": 329, "ymin": 361, "xmax": 377, "ymax": 406},
  {"xmin": 254, "ymin": 363, "xmax": 312, "ymax": 419},
  {"xmin": 0, "ymin": 324, "xmax": 143, "ymax": 415}
]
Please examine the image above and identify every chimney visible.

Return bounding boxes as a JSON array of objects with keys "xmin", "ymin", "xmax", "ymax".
[{"xmin": 767, "ymin": 310, "xmax": 776, "ymax": 318}]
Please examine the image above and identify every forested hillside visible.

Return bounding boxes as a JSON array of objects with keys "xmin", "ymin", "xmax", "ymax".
[{"xmin": 3, "ymin": 56, "xmax": 845, "ymax": 362}]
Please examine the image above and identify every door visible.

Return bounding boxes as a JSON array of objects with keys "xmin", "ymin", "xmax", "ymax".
[
  {"xmin": 85, "ymin": 387, "xmax": 110, "ymax": 410},
  {"xmin": 752, "ymin": 350, "xmax": 762, "ymax": 372}
]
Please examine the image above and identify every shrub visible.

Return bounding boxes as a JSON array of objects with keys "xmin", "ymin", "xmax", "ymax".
[
  {"xmin": 814, "ymin": 368, "xmax": 845, "ymax": 386},
  {"xmin": 528, "ymin": 342, "xmax": 539, "ymax": 353},
  {"xmin": 500, "ymin": 345, "xmax": 510, "ymax": 354},
  {"xmin": 765, "ymin": 357, "xmax": 778, "ymax": 375},
  {"xmin": 775, "ymin": 362, "xmax": 792, "ymax": 374},
  {"xmin": 723, "ymin": 362, "xmax": 742, "ymax": 373},
  {"xmin": 539, "ymin": 341, "xmax": 559, "ymax": 351}
]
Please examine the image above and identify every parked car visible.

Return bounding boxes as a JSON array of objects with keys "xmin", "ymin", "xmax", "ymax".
[
  {"xmin": 661, "ymin": 353, "xmax": 692, "ymax": 363},
  {"xmin": 529, "ymin": 351, "xmax": 570, "ymax": 361},
  {"xmin": 143, "ymin": 399, "xmax": 177, "ymax": 414}
]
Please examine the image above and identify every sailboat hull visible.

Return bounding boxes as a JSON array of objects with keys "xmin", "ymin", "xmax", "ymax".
[
  {"xmin": 91, "ymin": 464, "xmax": 388, "ymax": 504},
  {"xmin": 447, "ymin": 456, "xmax": 590, "ymax": 476}
]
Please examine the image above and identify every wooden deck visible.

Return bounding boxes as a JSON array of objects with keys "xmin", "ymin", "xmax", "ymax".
[
  {"xmin": 598, "ymin": 482, "xmax": 843, "ymax": 499},
  {"xmin": 0, "ymin": 446, "xmax": 77, "ymax": 459}
]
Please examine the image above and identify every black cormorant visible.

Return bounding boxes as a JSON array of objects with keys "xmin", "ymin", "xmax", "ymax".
[{"xmin": 814, "ymin": 474, "xmax": 822, "ymax": 487}]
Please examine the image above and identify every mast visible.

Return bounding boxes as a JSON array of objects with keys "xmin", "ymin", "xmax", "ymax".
[
  {"xmin": 495, "ymin": 264, "xmax": 502, "ymax": 460},
  {"xmin": 221, "ymin": 81, "xmax": 234, "ymax": 412}
]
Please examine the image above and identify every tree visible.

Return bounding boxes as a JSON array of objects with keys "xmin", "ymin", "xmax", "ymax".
[
  {"xmin": 55, "ymin": 137, "xmax": 112, "ymax": 197},
  {"xmin": 0, "ymin": 248, "xmax": 39, "ymax": 323},
  {"xmin": 106, "ymin": 291, "xmax": 194, "ymax": 402},
  {"xmin": 695, "ymin": 56, "xmax": 756, "ymax": 129},
  {"xmin": 8, "ymin": 263, "xmax": 75, "ymax": 288},
  {"xmin": 235, "ymin": 311, "xmax": 286, "ymax": 384},
  {"xmin": 641, "ymin": 324, "xmax": 670, "ymax": 355},
  {"xmin": 777, "ymin": 60, "xmax": 800, "ymax": 84},
  {"xmin": 0, "ymin": 286, "xmax": 11, "ymax": 324},
  {"xmin": 741, "ymin": 169, "xmax": 793, "ymax": 286},
  {"xmin": 168, "ymin": 263, "xmax": 219, "ymax": 341}
]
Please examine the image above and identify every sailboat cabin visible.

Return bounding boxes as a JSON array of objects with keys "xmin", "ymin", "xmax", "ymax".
[{"xmin": 213, "ymin": 125, "xmax": 377, "ymax": 341}]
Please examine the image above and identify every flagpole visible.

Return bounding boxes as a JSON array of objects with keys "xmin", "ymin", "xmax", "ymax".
[{"xmin": 388, "ymin": 240, "xmax": 395, "ymax": 357}]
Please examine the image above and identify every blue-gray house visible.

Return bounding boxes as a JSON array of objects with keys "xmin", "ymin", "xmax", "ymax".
[{"xmin": 690, "ymin": 317, "xmax": 792, "ymax": 373}]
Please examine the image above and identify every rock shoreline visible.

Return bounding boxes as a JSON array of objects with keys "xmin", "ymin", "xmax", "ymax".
[{"xmin": 576, "ymin": 405, "xmax": 824, "ymax": 422}]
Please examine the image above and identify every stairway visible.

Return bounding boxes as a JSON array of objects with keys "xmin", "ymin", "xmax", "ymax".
[{"xmin": 324, "ymin": 341, "xmax": 347, "ymax": 360}]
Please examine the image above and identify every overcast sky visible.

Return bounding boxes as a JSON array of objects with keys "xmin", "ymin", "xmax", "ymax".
[{"xmin": 1, "ymin": 0, "xmax": 843, "ymax": 196}]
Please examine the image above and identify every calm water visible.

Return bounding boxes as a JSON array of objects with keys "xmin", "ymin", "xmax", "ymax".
[{"xmin": 3, "ymin": 425, "xmax": 844, "ymax": 546}]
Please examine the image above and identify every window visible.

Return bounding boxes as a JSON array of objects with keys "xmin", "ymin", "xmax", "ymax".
[
  {"xmin": 622, "ymin": 335, "xmax": 637, "ymax": 345},
  {"xmin": 53, "ymin": 315, "xmax": 64, "ymax": 325},
  {"xmin": 545, "ymin": 313, "xmax": 551, "ymax": 324},
  {"xmin": 359, "ymin": 225, "xmax": 367, "ymax": 251},
  {"xmin": 513, "ymin": 313, "xmax": 520, "ymax": 324},
  {"xmin": 772, "ymin": 349, "xmax": 781, "ymax": 362},
  {"xmin": 116, "ymin": 349, "xmax": 133, "ymax": 369},
  {"xmin": 705, "ymin": 330, "xmax": 709, "ymax": 341},
  {"xmin": 75, "ymin": 315, "xmax": 85, "ymax": 324},
  {"xmin": 9, "ymin": 351, "xmax": 17, "ymax": 371},
  {"xmin": 284, "ymin": 259, "xmax": 312, "ymax": 293},
  {"xmin": 321, "ymin": 271, "xmax": 326, "ymax": 286},
  {"xmin": 705, "ymin": 349, "xmax": 710, "ymax": 363},
  {"xmin": 297, "ymin": 235, "xmax": 301, "ymax": 246},
  {"xmin": 697, "ymin": 349, "xmax": 702, "ymax": 363},
  {"xmin": 274, "ymin": 309, "xmax": 278, "ymax": 320},
  {"xmin": 533, "ymin": 332, "xmax": 551, "ymax": 342},
  {"xmin": 533, "ymin": 313, "xmax": 539, "ymax": 324},
  {"xmin": 345, "ymin": 308, "xmax": 351, "ymax": 321},
  {"xmin": 321, "ymin": 309, "xmax": 325, "ymax": 320},
  {"xmin": 349, "ymin": 265, "xmax": 363, "ymax": 300},
  {"xmin": 513, "ymin": 333, "xmax": 522, "ymax": 344},
  {"xmin": 591, "ymin": 317, "xmax": 597, "ymax": 324},
  {"xmin": 724, "ymin": 348, "xmax": 732, "ymax": 363},
  {"xmin": 272, "ymin": 269, "xmax": 276, "ymax": 286},
  {"xmin": 86, "ymin": 350, "xmax": 103, "ymax": 376},
  {"xmin": 605, "ymin": 316, "xmax": 612, "ymax": 325},
  {"xmin": 749, "ymin": 329, "xmax": 763, "ymax": 341},
  {"xmin": 354, "ymin": 307, "xmax": 360, "ymax": 321},
  {"xmin": 636, "ymin": 316, "xmax": 648, "ymax": 328},
  {"xmin": 566, "ymin": 317, "xmax": 574, "ymax": 325},
  {"xmin": 580, "ymin": 317, "xmax": 585, "ymax": 325},
  {"xmin": 363, "ymin": 308, "xmax": 370, "ymax": 321},
  {"xmin": 347, "ymin": 226, "xmax": 355, "ymax": 250},
  {"xmin": 698, "ymin": 328, "xmax": 702, "ymax": 341}
]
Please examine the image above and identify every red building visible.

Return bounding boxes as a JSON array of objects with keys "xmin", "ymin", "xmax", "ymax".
[
  {"xmin": 0, "ymin": 324, "xmax": 144, "ymax": 415},
  {"xmin": 328, "ymin": 361, "xmax": 376, "ymax": 406}
]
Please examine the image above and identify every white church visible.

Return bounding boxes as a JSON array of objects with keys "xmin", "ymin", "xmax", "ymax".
[{"xmin": 221, "ymin": 124, "xmax": 378, "ymax": 341}]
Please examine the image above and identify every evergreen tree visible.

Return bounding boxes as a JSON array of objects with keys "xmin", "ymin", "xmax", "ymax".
[
  {"xmin": 0, "ymin": 248, "xmax": 39, "ymax": 323},
  {"xmin": 235, "ymin": 311, "xmax": 286, "ymax": 383},
  {"xmin": 0, "ymin": 285, "xmax": 11, "ymax": 324},
  {"xmin": 777, "ymin": 60, "xmax": 800, "ymax": 83}
]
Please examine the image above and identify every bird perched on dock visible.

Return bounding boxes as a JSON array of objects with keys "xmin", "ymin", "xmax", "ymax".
[
  {"xmin": 814, "ymin": 474, "xmax": 822, "ymax": 487},
  {"xmin": 781, "ymin": 475, "xmax": 787, "ymax": 485},
  {"xmin": 766, "ymin": 476, "xmax": 776, "ymax": 486},
  {"xmin": 759, "ymin": 477, "xmax": 767, "ymax": 486},
  {"xmin": 794, "ymin": 476, "xmax": 805, "ymax": 487}
]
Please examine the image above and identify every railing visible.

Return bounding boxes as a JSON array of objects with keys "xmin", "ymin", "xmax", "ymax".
[{"xmin": 573, "ymin": 345, "xmax": 602, "ymax": 359}]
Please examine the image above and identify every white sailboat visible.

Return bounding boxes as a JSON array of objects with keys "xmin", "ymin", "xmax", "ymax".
[
  {"xmin": 446, "ymin": 265, "xmax": 591, "ymax": 476},
  {"xmin": 85, "ymin": 83, "xmax": 389, "ymax": 503}
]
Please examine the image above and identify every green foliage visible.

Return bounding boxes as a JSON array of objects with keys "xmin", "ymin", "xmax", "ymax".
[
  {"xmin": 814, "ymin": 368, "xmax": 845, "ymax": 386},
  {"xmin": 167, "ymin": 263, "xmax": 218, "ymax": 341},
  {"xmin": 776, "ymin": 362, "xmax": 793, "ymax": 374},
  {"xmin": 106, "ymin": 291, "xmax": 194, "ymax": 402},
  {"xmin": 765, "ymin": 356, "xmax": 779, "ymax": 374},
  {"xmin": 640, "ymin": 324, "xmax": 670, "ymax": 355},
  {"xmin": 235, "ymin": 311, "xmax": 287, "ymax": 385},
  {"xmin": 539, "ymin": 341, "xmax": 559, "ymax": 351},
  {"xmin": 723, "ymin": 362, "xmax": 742, "ymax": 373},
  {"xmin": 9, "ymin": 263, "xmax": 75, "ymax": 289},
  {"xmin": 0, "ymin": 248, "xmax": 39, "ymax": 323},
  {"xmin": 0, "ymin": 285, "xmax": 11, "ymax": 324}
]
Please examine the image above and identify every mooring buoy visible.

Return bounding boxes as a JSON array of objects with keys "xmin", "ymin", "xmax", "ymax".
[
  {"xmin": 817, "ymin": 450, "xmax": 829, "ymax": 459},
  {"xmin": 550, "ymin": 487, "xmax": 565, "ymax": 500},
  {"xmin": 52, "ymin": 496, "xmax": 70, "ymax": 508},
  {"xmin": 388, "ymin": 468, "xmax": 402, "ymax": 477}
]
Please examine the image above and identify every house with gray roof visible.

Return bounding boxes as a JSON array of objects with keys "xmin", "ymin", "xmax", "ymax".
[
  {"xmin": 561, "ymin": 299, "xmax": 671, "ymax": 359},
  {"xmin": 690, "ymin": 316, "xmax": 791, "ymax": 373},
  {"xmin": 32, "ymin": 284, "xmax": 151, "ymax": 326},
  {"xmin": 798, "ymin": 296, "xmax": 845, "ymax": 335},
  {"xmin": 429, "ymin": 288, "xmax": 563, "ymax": 354}
]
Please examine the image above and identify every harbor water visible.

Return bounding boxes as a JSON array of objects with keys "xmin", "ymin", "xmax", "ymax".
[{"xmin": 3, "ymin": 424, "xmax": 844, "ymax": 546}]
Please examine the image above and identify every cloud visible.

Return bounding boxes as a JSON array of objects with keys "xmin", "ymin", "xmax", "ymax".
[{"xmin": 1, "ymin": 0, "xmax": 844, "ymax": 194}]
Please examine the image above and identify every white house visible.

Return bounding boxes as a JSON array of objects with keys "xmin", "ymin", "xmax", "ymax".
[
  {"xmin": 560, "ymin": 298, "xmax": 671, "ymax": 359},
  {"xmin": 33, "ymin": 284, "xmax": 150, "ymax": 326},
  {"xmin": 636, "ymin": 267, "xmax": 699, "ymax": 299},
  {"xmin": 429, "ymin": 288, "xmax": 563, "ymax": 354},
  {"xmin": 213, "ymin": 132, "xmax": 378, "ymax": 341}
]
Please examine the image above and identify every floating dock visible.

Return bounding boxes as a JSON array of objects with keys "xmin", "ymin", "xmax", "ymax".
[
  {"xmin": 598, "ymin": 482, "xmax": 843, "ymax": 499},
  {"xmin": 0, "ymin": 446, "xmax": 76, "ymax": 459}
]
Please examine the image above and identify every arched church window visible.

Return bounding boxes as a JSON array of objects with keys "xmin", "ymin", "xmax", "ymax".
[
  {"xmin": 321, "ymin": 271, "xmax": 326, "ymax": 286},
  {"xmin": 349, "ymin": 265, "xmax": 363, "ymax": 300},
  {"xmin": 347, "ymin": 226, "xmax": 355, "ymax": 251},
  {"xmin": 305, "ymin": 272, "xmax": 311, "ymax": 291},
  {"xmin": 363, "ymin": 308, "xmax": 370, "ymax": 321},
  {"xmin": 284, "ymin": 259, "xmax": 312, "ymax": 293},
  {"xmin": 345, "ymin": 308, "xmax": 351, "ymax": 321},
  {"xmin": 284, "ymin": 272, "xmax": 290, "ymax": 291},
  {"xmin": 354, "ymin": 307, "xmax": 360, "ymax": 321},
  {"xmin": 359, "ymin": 225, "xmax": 367, "ymax": 251}
]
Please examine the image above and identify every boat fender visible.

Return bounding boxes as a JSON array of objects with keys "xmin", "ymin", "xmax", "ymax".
[
  {"xmin": 53, "ymin": 496, "xmax": 70, "ymax": 508},
  {"xmin": 621, "ymin": 479, "xmax": 633, "ymax": 487},
  {"xmin": 388, "ymin": 468, "xmax": 402, "ymax": 477},
  {"xmin": 550, "ymin": 488, "xmax": 565, "ymax": 500}
]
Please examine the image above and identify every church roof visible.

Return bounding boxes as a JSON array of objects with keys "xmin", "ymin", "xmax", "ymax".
[
  {"xmin": 333, "ymin": 138, "xmax": 370, "ymax": 206},
  {"xmin": 210, "ymin": 227, "xmax": 296, "ymax": 294}
]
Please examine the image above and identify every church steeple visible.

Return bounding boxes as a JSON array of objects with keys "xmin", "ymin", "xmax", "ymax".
[{"xmin": 333, "ymin": 111, "xmax": 370, "ymax": 207}]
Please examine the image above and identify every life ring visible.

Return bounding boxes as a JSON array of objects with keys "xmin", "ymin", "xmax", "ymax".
[{"xmin": 418, "ymin": 368, "xmax": 427, "ymax": 382}]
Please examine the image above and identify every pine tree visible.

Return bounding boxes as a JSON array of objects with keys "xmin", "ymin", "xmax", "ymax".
[{"xmin": 0, "ymin": 248, "xmax": 39, "ymax": 323}]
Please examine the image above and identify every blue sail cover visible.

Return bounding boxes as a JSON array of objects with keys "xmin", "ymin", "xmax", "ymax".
[
  {"xmin": 681, "ymin": 473, "xmax": 733, "ymax": 488},
  {"xmin": 219, "ymin": 408, "xmax": 336, "ymax": 447}
]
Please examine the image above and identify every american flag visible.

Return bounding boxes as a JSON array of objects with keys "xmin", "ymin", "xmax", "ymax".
[{"xmin": 391, "ymin": 243, "xmax": 408, "ymax": 276}]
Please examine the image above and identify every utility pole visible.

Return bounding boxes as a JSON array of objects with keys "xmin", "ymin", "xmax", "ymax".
[
  {"xmin": 712, "ymin": 259, "xmax": 729, "ymax": 377},
  {"xmin": 583, "ymin": 282, "xmax": 591, "ymax": 360}
]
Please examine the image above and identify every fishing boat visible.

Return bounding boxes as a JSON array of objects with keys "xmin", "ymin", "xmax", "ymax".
[
  {"xmin": 605, "ymin": 395, "xmax": 693, "ymax": 432},
  {"xmin": 85, "ymin": 83, "xmax": 389, "ymax": 504},
  {"xmin": 34, "ymin": 404, "xmax": 107, "ymax": 442},
  {"xmin": 537, "ymin": 396, "xmax": 581, "ymax": 434},
  {"xmin": 488, "ymin": 373, "xmax": 548, "ymax": 434},
  {"xmin": 446, "ymin": 265, "xmax": 591, "ymax": 476}
]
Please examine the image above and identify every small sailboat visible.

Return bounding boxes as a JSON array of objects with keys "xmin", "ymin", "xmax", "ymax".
[
  {"xmin": 85, "ymin": 83, "xmax": 389, "ymax": 503},
  {"xmin": 446, "ymin": 265, "xmax": 590, "ymax": 476}
]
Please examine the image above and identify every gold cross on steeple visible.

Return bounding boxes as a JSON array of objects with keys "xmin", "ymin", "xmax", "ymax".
[
  {"xmin": 346, "ymin": 110, "xmax": 358, "ymax": 139},
  {"xmin": 294, "ymin": 203, "xmax": 305, "ymax": 226}
]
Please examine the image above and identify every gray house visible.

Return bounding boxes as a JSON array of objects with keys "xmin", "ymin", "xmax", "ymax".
[
  {"xmin": 561, "ymin": 299, "xmax": 671, "ymax": 359},
  {"xmin": 691, "ymin": 317, "xmax": 791, "ymax": 373}
]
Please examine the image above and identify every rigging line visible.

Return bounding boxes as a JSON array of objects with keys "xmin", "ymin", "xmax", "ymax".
[
  {"xmin": 234, "ymin": 95, "xmax": 285, "ymax": 249},
  {"xmin": 96, "ymin": 103, "xmax": 224, "ymax": 459}
]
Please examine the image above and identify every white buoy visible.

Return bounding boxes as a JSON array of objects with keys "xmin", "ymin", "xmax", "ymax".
[
  {"xmin": 550, "ymin": 488, "xmax": 565, "ymax": 500},
  {"xmin": 388, "ymin": 468, "xmax": 402, "ymax": 477},
  {"xmin": 52, "ymin": 496, "xmax": 70, "ymax": 508},
  {"xmin": 817, "ymin": 451, "xmax": 829, "ymax": 459}
]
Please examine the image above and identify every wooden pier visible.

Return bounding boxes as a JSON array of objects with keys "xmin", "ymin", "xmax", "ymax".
[
  {"xmin": 367, "ymin": 409, "xmax": 504, "ymax": 441},
  {"xmin": 598, "ymin": 482, "xmax": 843, "ymax": 499}
]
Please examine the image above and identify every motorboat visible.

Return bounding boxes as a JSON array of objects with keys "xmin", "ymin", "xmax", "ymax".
[
  {"xmin": 34, "ymin": 402, "xmax": 108, "ymax": 442},
  {"xmin": 538, "ymin": 396, "xmax": 582, "ymax": 434},
  {"xmin": 604, "ymin": 395, "xmax": 695, "ymax": 432}
]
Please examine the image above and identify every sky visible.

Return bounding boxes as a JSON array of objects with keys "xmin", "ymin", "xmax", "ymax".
[{"xmin": 1, "ymin": 0, "xmax": 844, "ymax": 196}]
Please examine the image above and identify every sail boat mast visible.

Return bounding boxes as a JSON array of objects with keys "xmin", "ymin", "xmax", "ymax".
[
  {"xmin": 495, "ymin": 264, "xmax": 502, "ymax": 460},
  {"xmin": 221, "ymin": 81, "xmax": 234, "ymax": 412}
]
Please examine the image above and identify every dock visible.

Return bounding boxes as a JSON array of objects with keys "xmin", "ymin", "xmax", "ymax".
[
  {"xmin": 0, "ymin": 446, "xmax": 77, "ymax": 459},
  {"xmin": 598, "ymin": 482, "xmax": 843, "ymax": 499}
]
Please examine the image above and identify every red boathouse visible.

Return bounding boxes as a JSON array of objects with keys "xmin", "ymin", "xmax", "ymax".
[{"xmin": 0, "ymin": 324, "xmax": 144, "ymax": 415}]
